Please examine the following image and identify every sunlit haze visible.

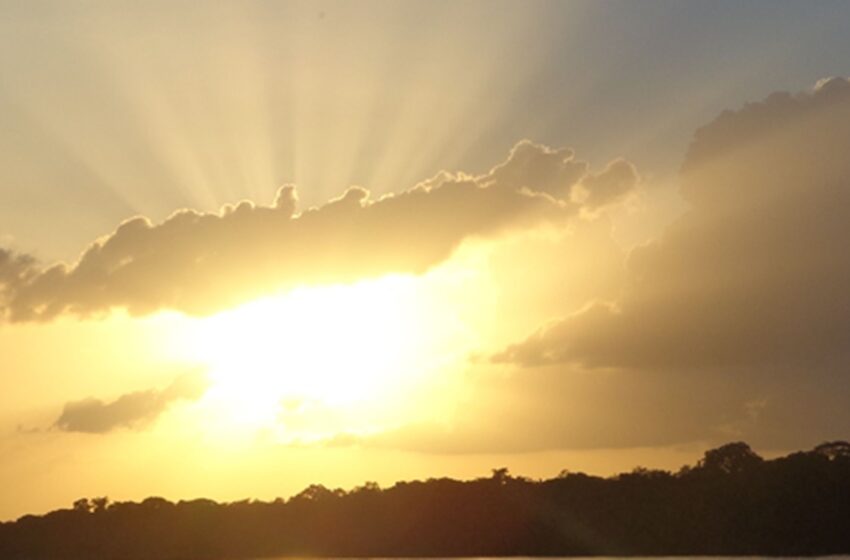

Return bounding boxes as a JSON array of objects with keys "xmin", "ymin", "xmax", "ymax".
[{"xmin": 2, "ymin": 0, "xmax": 850, "ymax": 523}]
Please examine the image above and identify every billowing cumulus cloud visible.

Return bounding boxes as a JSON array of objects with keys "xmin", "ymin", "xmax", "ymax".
[
  {"xmin": 483, "ymin": 77, "xmax": 850, "ymax": 451},
  {"xmin": 499, "ymin": 77, "xmax": 850, "ymax": 372},
  {"xmin": 54, "ymin": 371, "xmax": 208, "ymax": 433},
  {"xmin": 485, "ymin": 140, "xmax": 589, "ymax": 199},
  {"xmin": 0, "ymin": 142, "xmax": 636, "ymax": 322}
]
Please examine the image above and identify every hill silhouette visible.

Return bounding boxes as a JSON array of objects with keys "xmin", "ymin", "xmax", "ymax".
[{"xmin": 2, "ymin": 441, "xmax": 850, "ymax": 559}]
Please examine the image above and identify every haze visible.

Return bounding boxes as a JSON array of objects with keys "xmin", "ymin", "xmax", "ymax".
[{"xmin": 2, "ymin": 0, "xmax": 850, "ymax": 521}]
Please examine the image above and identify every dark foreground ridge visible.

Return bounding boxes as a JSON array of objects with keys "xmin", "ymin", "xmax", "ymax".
[{"xmin": 2, "ymin": 441, "xmax": 850, "ymax": 559}]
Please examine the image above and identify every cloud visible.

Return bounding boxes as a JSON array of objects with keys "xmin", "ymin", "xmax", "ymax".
[
  {"xmin": 328, "ymin": 363, "xmax": 763, "ymax": 454},
  {"xmin": 0, "ymin": 141, "xmax": 636, "ymax": 322},
  {"xmin": 54, "ymin": 371, "xmax": 208, "ymax": 433},
  {"xmin": 574, "ymin": 159, "xmax": 639, "ymax": 212},
  {"xmin": 0, "ymin": 249, "xmax": 36, "ymax": 297},
  {"xmin": 462, "ymin": 77, "xmax": 850, "ymax": 452},
  {"xmin": 499, "ymin": 77, "xmax": 850, "ymax": 372},
  {"xmin": 485, "ymin": 140, "xmax": 588, "ymax": 199}
]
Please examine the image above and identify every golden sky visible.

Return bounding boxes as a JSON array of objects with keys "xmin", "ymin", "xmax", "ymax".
[{"xmin": 2, "ymin": 1, "xmax": 850, "ymax": 521}]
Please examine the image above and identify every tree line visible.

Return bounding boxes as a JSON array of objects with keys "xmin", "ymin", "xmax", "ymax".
[{"xmin": 1, "ymin": 441, "xmax": 849, "ymax": 559}]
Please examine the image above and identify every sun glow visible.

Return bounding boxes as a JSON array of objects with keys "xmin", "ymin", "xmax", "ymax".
[{"xmin": 180, "ymin": 275, "xmax": 464, "ymax": 441}]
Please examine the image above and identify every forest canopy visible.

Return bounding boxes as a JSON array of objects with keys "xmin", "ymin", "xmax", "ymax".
[{"xmin": 2, "ymin": 441, "xmax": 850, "ymax": 559}]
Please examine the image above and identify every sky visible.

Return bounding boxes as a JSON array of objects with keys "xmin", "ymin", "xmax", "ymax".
[{"xmin": 2, "ymin": 0, "xmax": 850, "ymax": 520}]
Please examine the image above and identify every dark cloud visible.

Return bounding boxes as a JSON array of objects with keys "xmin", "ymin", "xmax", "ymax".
[
  {"xmin": 0, "ymin": 142, "xmax": 636, "ymax": 322},
  {"xmin": 474, "ymin": 77, "xmax": 850, "ymax": 452},
  {"xmin": 54, "ymin": 371, "xmax": 208, "ymax": 433},
  {"xmin": 499, "ymin": 77, "xmax": 850, "ymax": 372}
]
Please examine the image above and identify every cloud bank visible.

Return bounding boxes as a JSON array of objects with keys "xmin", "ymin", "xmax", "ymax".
[
  {"xmin": 0, "ymin": 141, "xmax": 635, "ymax": 322},
  {"xmin": 476, "ymin": 77, "xmax": 850, "ymax": 451},
  {"xmin": 312, "ymin": 77, "xmax": 850, "ymax": 456},
  {"xmin": 499, "ymin": 77, "xmax": 850, "ymax": 372}
]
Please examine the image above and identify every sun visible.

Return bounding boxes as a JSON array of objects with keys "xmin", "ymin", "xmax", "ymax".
[{"xmin": 179, "ymin": 275, "xmax": 460, "ymax": 440}]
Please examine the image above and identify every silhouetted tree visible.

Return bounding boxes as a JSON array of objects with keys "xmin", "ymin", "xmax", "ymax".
[
  {"xmin": 72, "ymin": 498, "xmax": 91, "ymax": 513},
  {"xmin": 91, "ymin": 497, "xmax": 109, "ymax": 513},
  {"xmin": 292, "ymin": 484, "xmax": 344, "ymax": 502},
  {"xmin": 490, "ymin": 467, "xmax": 511, "ymax": 484},
  {"xmin": 814, "ymin": 440, "xmax": 850, "ymax": 461},
  {"xmin": 697, "ymin": 441, "xmax": 763, "ymax": 474},
  {"xmin": 2, "ymin": 442, "xmax": 850, "ymax": 559}
]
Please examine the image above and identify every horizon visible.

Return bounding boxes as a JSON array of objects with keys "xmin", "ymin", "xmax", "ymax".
[
  {"xmin": 5, "ymin": 439, "xmax": 819, "ymax": 521},
  {"xmin": 2, "ymin": 0, "xmax": 850, "ymax": 524},
  {"xmin": 5, "ymin": 441, "xmax": 850, "ymax": 558},
  {"xmin": 12, "ymin": 439, "xmax": 841, "ymax": 517}
]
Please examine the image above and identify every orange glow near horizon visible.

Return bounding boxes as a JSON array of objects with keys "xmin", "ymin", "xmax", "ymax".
[{"xmin": 5, "ymin": 0, "xmax": 850, "ymax": 529}]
